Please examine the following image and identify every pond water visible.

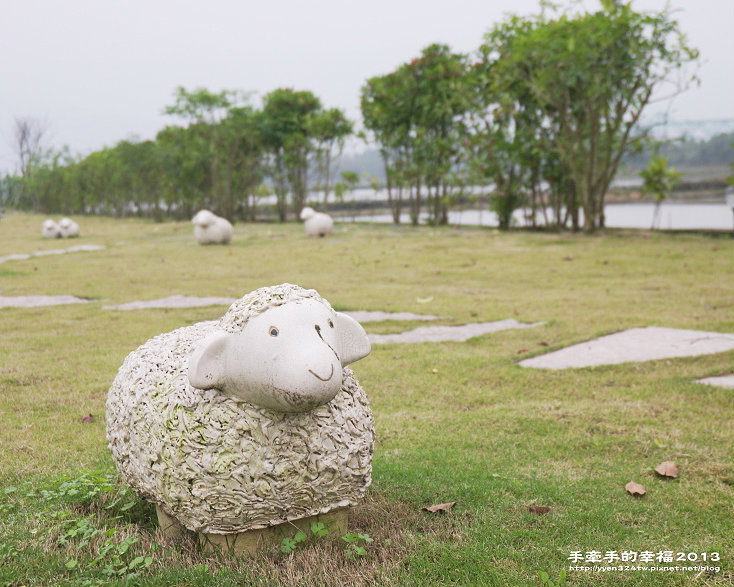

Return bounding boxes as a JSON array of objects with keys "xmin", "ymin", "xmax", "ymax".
[{"xmin": 350, "ymin": 202, "xmax": 733, "ymax": 231}]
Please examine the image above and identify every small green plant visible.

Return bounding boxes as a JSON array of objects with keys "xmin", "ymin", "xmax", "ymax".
[
  {"xmin": 53, "ymin": 507, "xmax": 155, "ymax": 579},
  {"xmin": 280, "ymin": 530, "xmax": 308, "ymax": 554},
  {"xmin": 310, "ymin": 521, "xmax": 328, "ymax": 537},
  {"xmin": 639, "ymin": 152, "xmax": 682, "ymax": 229},
  {"xmin": 538, "ymin": 569, "xmax": 567, "ymax": 587},
  {"xmin": 342, "ymin": 532, "xmax": 373, "ymax": 557},
  {"xmin": 7, "ymin": 469, "xmax": 157, "ymax": 581},
  {"xmin": 280, "ymin": 521, "xmax": 331, "ymax": 553},
  {"xmin": 280, "ymin": 524, "xmax": 375, "ymax": 558}
]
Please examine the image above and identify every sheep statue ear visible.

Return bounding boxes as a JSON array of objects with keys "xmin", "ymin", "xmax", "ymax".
[
  {"xmin": 335, "ymin": 312, "xmax": 371, "ymax": 366},
  {"xmin": 188, "ymin": 332, "xmax": 231, "ymax": 390}
]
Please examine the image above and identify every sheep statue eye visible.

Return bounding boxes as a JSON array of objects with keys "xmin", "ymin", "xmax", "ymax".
[
  {"xmin": 269, "ymin": 326, "xmax": 279, "ymax": 337},
  {"xmin": 328, "ymin": 319, "xmax": 334, "ymax": 328}
]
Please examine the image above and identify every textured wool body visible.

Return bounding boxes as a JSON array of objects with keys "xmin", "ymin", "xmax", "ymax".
[
  {"xmin": 106, "ymin": 286, "xmax": 374, "ymax": 534},
  {"xmin": 192, "ymin": 210, "xmax": 233, "ymax": 244},
  {"xmin": 304, "ymin": 212, "xmax": 334, "ymax": 236}
]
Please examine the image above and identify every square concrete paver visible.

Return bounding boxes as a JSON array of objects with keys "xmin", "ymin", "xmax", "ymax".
[
  {"xmin": 695, "ymin": 375, "xmax": 734, "ymax": 389},
  {"xmin": 519, "ymin": 327, "xmax": 734, "ymax": 369}
]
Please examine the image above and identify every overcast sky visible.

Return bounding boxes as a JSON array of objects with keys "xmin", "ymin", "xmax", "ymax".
[{"xmin": 1, "ymin": 0, "xmax": 732, "ymax": 174}]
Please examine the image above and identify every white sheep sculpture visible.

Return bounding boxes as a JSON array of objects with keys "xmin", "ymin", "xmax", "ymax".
[
  {"xmin": 192, "ymin": 209, "xmax": 233, "ymax": 245},
  {"xmin": 300, "ymin": 206, "xmax": 334, "ymax": 237},
  {"xmin": 106, "ymin": 283, "xmax": 374, "ymax": 535},
  {"xmin": 41, "ymin": 219, "xmax": 61, "ymax": 238},
  {"xmin": 58, "ymin": 217, "xmax": 80, "ymax": 238}
]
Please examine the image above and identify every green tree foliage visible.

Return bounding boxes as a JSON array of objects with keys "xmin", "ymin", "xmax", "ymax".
[
  {"xmin": 6, "ymin": 2, "xmax": 699, "ymax": 231},
  {"xmin": 310, "ymin": 108, "xmax": 353, "ymax": 206},
  {"xmin": 361, "ymin": 44, "xmax": 471, "ymax": 225},
  {"xmin": 6, "ymin": 87, "xmax": 349, "ymax": 222},
  {"xmin": 640, "ymin": 153, "xmax": 682, "ymax": 229},
  {"xmin": 361, "ymin": 69, "xmax": 413, "ymax": 223},
  {"xmin": 162, "ymin": 87, "xmax": 259, "ymax": 220},
  {"xmin": 482, "ymin": 2, "xmax": 698, "ymax": 232},
  {"xmin": 260, "ymin": 89, "xmax": 323, "ymax": 221}
]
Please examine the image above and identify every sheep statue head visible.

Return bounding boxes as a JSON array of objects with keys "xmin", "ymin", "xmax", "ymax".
[
  {"xmin": 191, "ymin": 209, "xmax": 217, "ymax": 227},
  {"xmin": 106, "ymin": 283, "xmax": 375, "ymax": 539},
  {"xmin": 188, "ymin": 290, "xmax": 370, "ymax": 412}
]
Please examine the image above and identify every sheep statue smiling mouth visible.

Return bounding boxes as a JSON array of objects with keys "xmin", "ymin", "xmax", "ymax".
[{"xmin": 106, "ymin": 284, "xmax": 374, "ymax": 539}]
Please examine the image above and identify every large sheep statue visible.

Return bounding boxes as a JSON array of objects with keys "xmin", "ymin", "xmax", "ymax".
[
  {"xmin": 41, "ymin": 219, "xmax": 61, "ymax": 238},
  {"xmin": 192, "ymin": 209, "xmax": 233, "ymax": 245},
  {"xmin": 106, "ymin": 283, "xmax": 374, "ymax": 535},
  {"xmin": 300, "ymin": 206, "xmax": 334, "ymax": 237},
  {"xmin": 58, "ymin": 217, "xmax": 80, "ymax": 238}
]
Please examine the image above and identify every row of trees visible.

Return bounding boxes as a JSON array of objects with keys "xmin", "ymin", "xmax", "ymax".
[
  {"xmin": 3, "ymin": 2, "xmax": 698, "ymax": 232},
  {"xmin": 3, "ymin": 87, "xmax": 352, "ymax": 222},
  {"xmin": 361, "ymin": 1, "xmax": 698, "ymax": 232}
]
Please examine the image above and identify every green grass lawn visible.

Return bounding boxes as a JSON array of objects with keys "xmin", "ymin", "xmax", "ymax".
[{"xmin": 1, "ymin": 212, "xmax": 732, "ymax": 586}]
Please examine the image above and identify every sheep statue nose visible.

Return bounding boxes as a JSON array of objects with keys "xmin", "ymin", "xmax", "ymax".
[{"xmin": 106, "ymin": 283, "xmax": 375, "ymax": 555}]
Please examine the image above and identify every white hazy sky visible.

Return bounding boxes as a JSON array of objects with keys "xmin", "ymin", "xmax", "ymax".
[{"xmin": 1, "ymin": 0, "xmax": 732, "ymax": 174}]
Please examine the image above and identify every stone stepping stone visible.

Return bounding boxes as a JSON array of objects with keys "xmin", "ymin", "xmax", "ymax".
[
  {"xmin": 103, "ymin": 295, "xmax": 237, "ymax": 310},
  {"xmin": 103, "ymin": 297, "xmax": 442, "ymax": 322},
  {"xmin": 342, "ymin": 310, "xmax": 439, "ymax": 322},
  {"xmin": 368, "ymin": 319, "xmax": 543, "ymax": 344},
  {"xmin": 0, "ymin": 295, "xmax": 90, "ymax": 308},
  {"xmin": 0, "ymin": 244, "xmax": 105, "ymax": 264},
  {"xmin": 520, "ymin": 327, "xmax": 734, "ymax": 369},
  {"xmin": 695, "ymin": 375, "xmax": 734, "ymax": 388}
]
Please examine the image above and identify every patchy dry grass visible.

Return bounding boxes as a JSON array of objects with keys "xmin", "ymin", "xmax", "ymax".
[{"xmin": 0, "ymin": 211, "xmax": 732, "ymax": 586}]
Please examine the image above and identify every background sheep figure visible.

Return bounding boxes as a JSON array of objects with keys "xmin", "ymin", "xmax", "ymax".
[
  {"xmin": 300, "ymin": 206, "xmax": 334, "ymax": 237},
  {"xmin": 41, "ymin": 219, "xmax": 61, "ymax": 238},
  {"xmin": 191, "ymin": 209, "xmax": 233, "ymax": 245},
  {"xmin": 106, "ymin": 283, "xmax": 374, "ymax": 536},
  {"xmin": 58, "ymin": 217, "xmax": 80, "ymax": 238}
]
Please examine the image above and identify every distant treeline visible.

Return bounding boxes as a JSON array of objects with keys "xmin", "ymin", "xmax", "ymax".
[
  {"xmin": 2, "ymin": 2, "xmax": 707, "ymax": 232},
  {"xmin": 343, "ymin": 132, "xmax": 734, "ymax": 186},
  {"xmin": 622, "ymin": 132, "xmax": 734, "ymax": 170}
]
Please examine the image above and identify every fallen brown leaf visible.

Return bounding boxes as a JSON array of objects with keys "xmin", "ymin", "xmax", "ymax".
[
  {"xmin": 528, "ymin": 506, "xmax": 553, "ymax": 515},
  {"xmin": 654, "ymin": 461, "xmax": 678, "ymax": 478},
  {"xmin": 422, "ymin": 502, "xmax": 457, "ymax": 513},
  {"xmin": 81, "ymin": 414, "xmax": 94, "ymax": 423},
  {"xmin": 625, "ymin": 480, "xmax": 646, "ymax": 496}
]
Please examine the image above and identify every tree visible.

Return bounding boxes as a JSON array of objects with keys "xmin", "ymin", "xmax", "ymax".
[
  {"xmin": 12, "ymin": 116, "xmax": 49, "ymax": 179},
  {"xmin": 361, "ymin": 71, "xmax": 415, "ymax": 223},
  {"xmin": 482, "ymin": 2, "xmax": 698, "ymax": 232},
  {"xmin": 361, "ymin": 44, "xmax": 471, "ymax": 225},
  {"xmin": 407, "ymin": 44, "xmax": 472, "ymax": 225},
  {"xmin": 260, "ymin": 89, "xmax": 322, "ymax": 221},
  {"xmin": 222, "ymin": 106, "xmax": 266, "ymax": 221},
  {"xmin": 640, "ymin": 152, "xmax": 681, "ymax": 229},
  {"xmin": 163, "ymin": 87, "xmax": 251, "ymax": 220},
  {"xmin": 309, "ymin": 108, "xmax": 353, "ymax": 206},
  {"xmin": 156, "ymin": 124, "xmax": 211, "ymax": 218}
]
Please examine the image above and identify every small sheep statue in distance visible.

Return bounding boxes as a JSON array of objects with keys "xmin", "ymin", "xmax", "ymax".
[
  {"xmin": 300, "ymin": 206, "xmax": 334, "ymax": 237},
  {"xmin": 58, "ymin": 217, "xmax": 80, "ymax": 238},
  {"xmin": 106, "ymin": 283, "xmax": 374, "ymax": 536},
  {"xmin": 41, "ymin": 219, "xmax": 61, "ymax": 238},
  {"xmin": 192, "ymin": 209, "xmax": 233, "ymax": 245}
]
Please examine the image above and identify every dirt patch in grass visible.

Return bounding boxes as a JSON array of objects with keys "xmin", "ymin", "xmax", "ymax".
[
  {"xmin": 189, "ymin": 491, "xmax": 462, "ymax": 586},
  {"xmin": 27, "ymin": 487, "xmax": 462, "ymax": 587}
]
